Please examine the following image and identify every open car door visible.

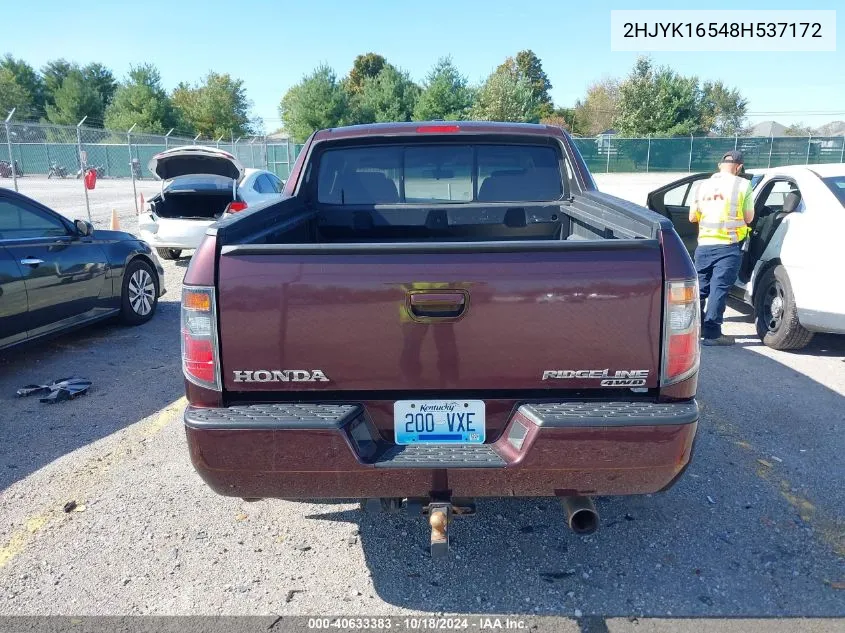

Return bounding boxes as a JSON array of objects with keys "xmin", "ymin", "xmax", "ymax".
[
  {"xmin": 647, "ymin": 172, "xmax": 755, "ymax": 256},
  {"xmin": 646, "ymin": 173, "xmax": 712, "ymax": 256}
]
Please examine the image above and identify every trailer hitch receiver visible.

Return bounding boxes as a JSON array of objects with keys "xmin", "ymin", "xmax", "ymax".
[{"xmin": 428, "ymin": 501, "xmax": 452, "ymax": 559}]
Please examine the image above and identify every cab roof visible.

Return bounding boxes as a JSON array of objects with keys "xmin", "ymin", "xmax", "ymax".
[{"xmin": 313, "ymin": 121, "xmax": 567, "ymax": 142}]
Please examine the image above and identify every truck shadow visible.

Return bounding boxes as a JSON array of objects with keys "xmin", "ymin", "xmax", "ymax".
[
  {"xmin": 304, "ymin": 338, "xmax": 844, "ymax": 618},
  {"xmin": 307, "ymin": 480, "xmax": 842, "ymax": 618},
  {"xmin": 0, "ymin": 300, "xmax": 183, "ymax": 491},
  {"xmin": 801, "ymin": 334, "xmax": 845, "ymax": 357},
  {"xmin": 734, "ymin": 333, "xmax": 845, "ymax": 358}
]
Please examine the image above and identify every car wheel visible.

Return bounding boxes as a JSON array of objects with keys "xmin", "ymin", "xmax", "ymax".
[
  {"xmin": 156, "ymin": 248, "xmax": 182, "ymax": 260},
  {"xmin": 754, "ymin": 265, "xmax": 813, "ymax": 350},
  {"xmin": 120, "ymin": 259, "xmax": 159, "ymax": 325}
]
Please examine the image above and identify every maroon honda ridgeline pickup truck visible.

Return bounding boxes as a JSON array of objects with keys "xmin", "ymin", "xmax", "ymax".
[{"xmin": 181, "ymin": 122, "xmax": 700, "ymax": 556}]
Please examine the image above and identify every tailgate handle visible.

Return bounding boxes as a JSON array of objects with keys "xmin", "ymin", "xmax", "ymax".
[{"xmin": 408, "ymin": 291, "xmax": 468, "ymax": 321}]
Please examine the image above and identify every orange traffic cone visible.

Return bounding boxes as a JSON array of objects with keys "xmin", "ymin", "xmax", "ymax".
[{"xmin": 110, "ymin": 209, "xmax": 120, "ymax": 230}]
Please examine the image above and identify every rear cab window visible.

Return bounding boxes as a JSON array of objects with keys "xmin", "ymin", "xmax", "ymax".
[
  {"xmin": 317, "ymin": 143, "xmax": 564, "ymax": 204},
  {"xmin": 405, "ymin": 146, "xmax": 472, "ymax": 202}
]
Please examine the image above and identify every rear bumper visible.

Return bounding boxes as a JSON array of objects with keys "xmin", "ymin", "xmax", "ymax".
[
  {"xmin": 139, "ymin": 220, "xmax": 214, "ymax": 251},
  {"xmin": 140, "ymin": 234, "xmax": 203, "ymax": 250},
  {"xmin": 184, "ymin": 400, "xmax": 698, "ymax": 499}
]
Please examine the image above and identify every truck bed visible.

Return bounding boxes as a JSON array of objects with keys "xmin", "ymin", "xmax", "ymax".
[{"xmin": 215, "ymin": 190, "xmax": 665, "ymax": 246}]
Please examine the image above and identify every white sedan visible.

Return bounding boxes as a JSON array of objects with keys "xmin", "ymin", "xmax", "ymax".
[
  {"xmin": 648, "ymin": 163, "xmax": 845, "ymax": 350},
  {"xmin": 138, "ymin": 146, "xmax": 286, "ymax": 260}
]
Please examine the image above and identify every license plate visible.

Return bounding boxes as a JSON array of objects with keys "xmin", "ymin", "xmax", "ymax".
[{"xmin": 394, "ymin": 400, "xmax": 486, "ymax": 445}]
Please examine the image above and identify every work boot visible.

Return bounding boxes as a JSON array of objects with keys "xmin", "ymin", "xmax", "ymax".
[{"xmin": 702, "ymin": 335, "xmax": 735, "ymax": 346}]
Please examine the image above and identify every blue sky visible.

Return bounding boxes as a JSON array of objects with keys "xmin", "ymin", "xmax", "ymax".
[{"xmin": 1, "ymin": 0, "xmax": 842, "ymax": 131}]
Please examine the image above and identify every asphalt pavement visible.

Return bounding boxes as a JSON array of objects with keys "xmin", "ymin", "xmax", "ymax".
[{"xmin": 0, "ymin": 176, "xmax": 842, "ymax": 630}]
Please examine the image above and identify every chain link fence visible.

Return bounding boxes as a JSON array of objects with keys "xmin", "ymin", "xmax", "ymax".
[
  {"xmin": 571, "ymin": 134, "xmax": 845, "ymax": 174},
  {"xmin": 0, "ymin": 117, "xmax": 305, "ymax": 189},
  {"xmin": 3, "ymin": 116, "xmax": 844, "ymax": 190}
]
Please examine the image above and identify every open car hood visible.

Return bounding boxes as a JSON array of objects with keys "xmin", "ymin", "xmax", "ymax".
[{"xmin": 147, "ymin": 146, "xmax": 245, "ymax": 181}]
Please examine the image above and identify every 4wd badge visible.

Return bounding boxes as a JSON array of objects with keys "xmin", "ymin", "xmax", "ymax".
[{"xmin": 542, "ymin": 369, "xmax": 649, "ymax": 387}]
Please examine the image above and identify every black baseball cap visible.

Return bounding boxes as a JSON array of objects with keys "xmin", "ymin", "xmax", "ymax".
[{"xmin": 720, "ymin": 150, "xmax": 744, "ymax": 164}]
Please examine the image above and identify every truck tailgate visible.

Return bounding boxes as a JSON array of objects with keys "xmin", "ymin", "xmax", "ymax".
[{"xmin": 217, "ymin": 242, "xmax": 664, "ymax": 393}]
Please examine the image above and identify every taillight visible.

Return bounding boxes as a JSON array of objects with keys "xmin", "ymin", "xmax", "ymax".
[
  {"xmin": 661, "ymin": 279, "xmax": 700, "ymax": 385},
  {"xmin": 225, "ymin": 201, "xmax": 248, "ymax": 213},
  {"xmin": 181, "ymin": 286, "xmax": 221, "ymax": 390}
]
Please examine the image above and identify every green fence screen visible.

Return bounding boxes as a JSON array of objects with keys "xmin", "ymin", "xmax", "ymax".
[
  {"xmin": 2, "ymin": 121, "xmax": 843, "ymax": 180},
  {"xmin": 571, "ymin": 135, "xmax": 845, "ymax": 173}
]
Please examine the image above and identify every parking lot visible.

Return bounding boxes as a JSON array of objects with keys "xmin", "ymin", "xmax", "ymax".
[{"xmin": 0, "ymin": 176, "xmax": 843, "ymax": 627}]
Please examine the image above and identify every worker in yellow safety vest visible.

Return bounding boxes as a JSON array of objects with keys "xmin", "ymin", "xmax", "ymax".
[{"xmin": 689, "ymin": 150, "xmax": 755, "ymax": 346}]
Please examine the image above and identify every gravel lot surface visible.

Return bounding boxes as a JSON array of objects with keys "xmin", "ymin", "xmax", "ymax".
[
  {"xmin": 11, "ymin": 175, "xmax": 163, "ymax": 230},
  {"xmin": 0, "ymin": 176, "xmax": 842, "ymax": 630}
]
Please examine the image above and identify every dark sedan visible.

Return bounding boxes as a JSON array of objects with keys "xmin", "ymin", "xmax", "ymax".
[{"xmin": 0, "ymin": 187, "xmax": 166, "ymax": 351}]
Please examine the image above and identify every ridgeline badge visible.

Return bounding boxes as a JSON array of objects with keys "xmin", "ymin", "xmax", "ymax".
[{"xmin": 542, "ymin": 369, "xmax": 649, "ymax": 387}]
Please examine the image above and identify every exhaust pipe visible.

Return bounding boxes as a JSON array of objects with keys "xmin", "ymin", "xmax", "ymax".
[{"xmin": 560, "ymin": 496, "xmax": 599, "ymax": 535}]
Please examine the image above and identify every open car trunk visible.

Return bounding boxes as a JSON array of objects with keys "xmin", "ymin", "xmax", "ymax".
[
  {"xmin": 150, "ymin": 190, "xmax": 234, "ymax": 220},
  {"xmin": 147, "ymin": 146, "xmax": 244, "ymax": 220}
]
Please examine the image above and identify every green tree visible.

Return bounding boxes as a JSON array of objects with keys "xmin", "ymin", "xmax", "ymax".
[
  {"xmin": 82, "ymin": 63, "xmax": 117, "ymax": 110},
  {"xmin": 345, "ymin": 53, "xmax": 387, "ymax": 95},
  {"xmin": 574, "ymin": 78, "xmax": 621, "ymax": 135},
  {"xmin": 514, "ymin": 50, "xmax": 553, "ymax": 118},
  {"xmin": 700, "ymin": 81, "xmax": 747, "ymax": 136},
  {"xmin": 172, "ymin": 72, "xmax": 254, "ymax": 138},
  {"xmin": 351, "ymin": 65, "xmax": 419, "ymax": 123},
  {"xmin": 45, "ymin": 69, "xmax": 104, "ymax": 126},
  {"xmin": 615, "ymin": 57, "xmax": 702, "ymax": 136},
  {"xmin": 0, "ymin": 68, "xmax": 36, "ymax": 119},
  {"xmin": 198, "ymin": 72, "xmax": 254, "ymax": 137},
  {"xmin": 279, "ymin": 65, "xmax": 349, "ymax": 143},
  {"xmin": 42, "ymin": 59, "xmax": 75, "ymax": 105},
  {"xmin": 105, "ymin": 64, "xmax": 181, "ymax": 133},
  {"xmin": 171, "ymin": 81, "xmax": 198, "ymax": 126},
  {"xmin": 412, "ymin": 56, "xmax": 474, "ymax": 121},
  {"xmin": 0, "ymin": 55, "xmax": 45, "ymax": 116},
  {"xmin": 471, "ymin": 63, "xmax": 538, "ymax": 123}
]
